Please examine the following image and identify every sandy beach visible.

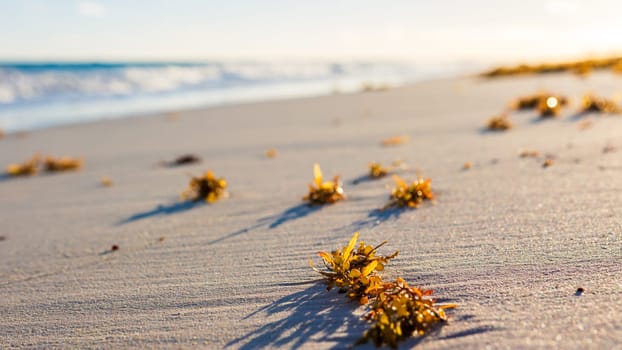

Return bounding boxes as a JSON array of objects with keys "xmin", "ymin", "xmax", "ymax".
[{"xmin": 1, "ymin": 73, "xmax": 621, "ymax": 349}]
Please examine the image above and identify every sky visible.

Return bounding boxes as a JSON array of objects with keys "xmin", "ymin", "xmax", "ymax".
[{"xmin": 1, "ymin": 0, "xmax": 622, "ymax": 63}]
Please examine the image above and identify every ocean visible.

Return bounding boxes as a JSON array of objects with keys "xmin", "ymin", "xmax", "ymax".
[{"xmin": 0, "ymin": 61, "xmax": 469, "ymax": 132}]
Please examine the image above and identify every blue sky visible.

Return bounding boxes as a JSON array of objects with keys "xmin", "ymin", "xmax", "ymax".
[{"xmin": 1, "ymin": 0, "xmax": 621, "ymax": 63}]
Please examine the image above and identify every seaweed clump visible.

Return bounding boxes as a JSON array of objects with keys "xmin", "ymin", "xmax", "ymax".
[
  {"xmin": 385, "ymin": 175, "xmax": 434, "ymax": 209},
  {"xmin": 181, "ymin": 170, "xmax": 227, "ymax": 203},
  {"xmin": 369, "ymin": 162, "xmax": 390, "ymax": 179},
  {"xmin": 304, "ymin": 163, "xmax": 345, "ymax": 205},
  {"xmin": 6, "ymin": 154, "xmax": 40, "ymax": 177},
  {"xmin": 537, "ymin": 96, "xmax": 563, "ymax": 118},
  {"xmin": 358, "ymin": 277, "xmax": 455, "ymax": 348},
  {"xmin": 580, "ymin": 94, "xmax": 621, "ymax": 114},
  {"xmin": 381, "ymin": 135, "xmax": 409, "ymax": 147},
  {"xmin": 511, "ymin": 92, "xmax": 568, "ymax": 110},
  {"xmin": 486, "ymin": 114, "xmax": 512, "ymax": 131},
  {"xmin": 481, "ymin": 56, "xmax": 622, "ymax": 77},
  {"xmin": 265, "ymin": 148, "xmax": 277, "ymax": 158},
  {"xmin": 44, "ymin": 156, "xmax": 82, "ymax": 172},
  {"xmin": 312, "ymin": 233, "xmax": 455, "ymax": 349},
  {"xmin": 101, "ymin": 176, "xmax": 113, "ymax": 187},
  {"xmin": 310, "ymin": 232, "xmax": 398, "ymax": 304}
]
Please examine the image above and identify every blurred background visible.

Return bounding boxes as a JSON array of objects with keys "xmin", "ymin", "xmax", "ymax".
[{"xmin": 1, "ymin": 0, "xmax": 620, "ymax": 132}]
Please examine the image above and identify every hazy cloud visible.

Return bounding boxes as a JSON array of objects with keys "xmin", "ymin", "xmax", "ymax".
[{"xmin": 77, "ymin": 1, "xmax": 107, "ymax": 18}]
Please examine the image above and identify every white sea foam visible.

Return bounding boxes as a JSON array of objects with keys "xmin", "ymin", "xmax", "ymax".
[{"xmin": 0, "ymin": 61, "xmax": 471, "ymax": 131}]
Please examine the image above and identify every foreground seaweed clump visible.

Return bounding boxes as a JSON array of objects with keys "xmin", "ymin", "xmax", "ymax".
[
  {"xmin": 181, "ymin": 170, "xmax": 227, "ymax": 203},
  {"xmin": 311, "ymin": 232, "xmax": 399, "ymax": 304},
  {"xmin": 312, "ymin": 233, "xmax": 455, "ymax": 348},
  {"xmin": 304, "ymin": 163, "xmax": 345, "ymax": 205},
  {"xmin": 486, "ymin": 114, "xmax": 512, "ymax": 131},
  {"xmin": 6, "ymin": 155, "xmax": 40, "ymax": 176},
  {"xmin": 386, "ymin": 175, "xmax": 434, "ymax": 209},
  {"xmin": 359, "ymin": 277, "xmax": 456, "ymax": 348},
  {"xmin": 44, "ymin": 156, "xmax": 82, "ymax": 172},
  {"xmin": 580, "ymin": 94, "xmax": 621, "ymax": 114}
]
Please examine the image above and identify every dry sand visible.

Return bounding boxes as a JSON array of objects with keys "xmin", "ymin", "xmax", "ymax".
[{"xmin": 1, "ymin": 73, "xmax": 621, "ymax": 349}]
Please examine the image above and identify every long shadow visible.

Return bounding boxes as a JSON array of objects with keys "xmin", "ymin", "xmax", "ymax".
[
  {"xmin": 349, "ymin": 174, "xmax": 375, "ymax": 186},
  {"xmin": 117, "ymin": 200, "xmax": 203, "ymax": 225},
  {"xmin": 268, "ymin": 203, "xmax": 322, "ymax": 228},
  {"xmin": 529, "ymin": 114, "xmax": 552, "ymax": 124},
  {"xmin": 478, "ymin": 127, "xmax": 508, "ymax": 135},
  {"xmin": 568, "ymin": 111, "xmax": 590, "ymax": 121},
  {"xmin": 344, "ymin": 207, "xmax": 407, "ymax": 232},
  {"xmin": 227, "ymin": 284, "xmax": 368, "ymax": 349},
  {"xmin": 438, "ymin": 325, "xmax": 498, "ymax": 340},
  {"xmin": 208, "ymin": 203, "xmax": 323, "ymax": 245}
]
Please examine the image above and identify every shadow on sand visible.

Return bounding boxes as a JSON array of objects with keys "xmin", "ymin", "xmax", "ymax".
[
  {"xmin": 208, "ymin": 203, "xmax": 323, "ymax": 245},
  {"xmin": 117, "ymin": 200, "xmax": 203, "ymax": 225},
  {"xmin": 349, "ymin": 174, "xmax": 375, "ymax": 186},
  {"xmin": 341, "ymin": 207, "xmax": 407, "ymax": 232},
  {"xmin": 227, "ymin": 284, "xmax": 497, "ymax": 349},
  {"xmin": 226, "ymin": 284, "xmax": 367, "ymax": 349},
  {"xmin": 0, "ymin": 173, "xmax": 12, "ymax": 183}
]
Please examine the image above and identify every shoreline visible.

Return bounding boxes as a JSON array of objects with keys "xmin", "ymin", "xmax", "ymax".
[{"xmin": 0, "ymin": 69, "xmax": 473, "ymax": 134}]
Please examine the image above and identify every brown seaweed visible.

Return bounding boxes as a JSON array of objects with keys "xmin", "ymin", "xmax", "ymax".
[
  {"xmin": 580, "ymin": 94, "xmax": 621, "ymax": 114},
  {"xmin": 537, "ymin": 96, "xmax": 563, "ymax": 118},
  {"xmin": 181, "ymin": 170, "xmax": 228, "ymax": 203},
  {"xmin": 43, "ymin": 156, "xmax": 82, "ymax": 172},
  {"xmin": 385, "ymin": 175, "xmax": 434, "ymax": 209},
  {"xmin": 381, "ymin": 135, "xmax": 409, "ymax": 147},
  {"xmin": 486, "ymin": 114, "xmax": 512, "ymax": 131},
  {"xmin": 311, "ymin": 233, "xmax": 455, "ymax": 349},
  {"xmin": 303, "ymin": 163, "xmax": 345, "ymax": 205},
  {"xmin": 482, "ymin": 56, "xmax": 622, "ymax": 78},
  {"xmin": 6, "ymin": 154, "xmax": 41, "ymax": 177}
]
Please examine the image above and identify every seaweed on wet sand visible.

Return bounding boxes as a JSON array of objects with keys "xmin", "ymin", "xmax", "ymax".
[
  {"xmin": 385, "ymin": 175, "xmax": 434, "ymax": 209},
  {"xmin": 381, "ymin": 135, "xmax": 409, "ymax": 147},
  {"xmin": 511, "ymin": 92, "xmax": 568, "ymax": 110},
  {"xmin": 303, "ymin": 163, "xmax": 345, "ymax": 205},
  {"xmin": 265, "ymin": 149, "xmax": 277, "ymax": 158},
  {"xmin": 311, "ymin": 233, "xmax": 456, "ymax": 349},
  {"xmin": 357, "ymin": 277, "xmax": 456, "ymax": 349},
  {"xmin": 580, "ymin": 94, "xmax": 621, "ymax": 114},
  {"xmin": 101, "ymin": 176, "xmax": 113, "ymax": 187},
  {"xmin": 537, "ymin": 96, "xmax": 563, "ymax": 118},
  {"xmin": 543, "ymin": 158, "xmax": 554, "ymax": 168},
  {"xmin": 310, "ymin": 232, "xmax": 399, "ymax": 304},
  {"xmin": 44, "ymin": 156, "xmax": 82, "ymax": 172},
  {"xmin": 487, "ymin": 114, "xmax": 512, "ymax": 131},
  {"xmin": 481, "ymin": 56, "xmax": 622, "ymax": 77},
  {"xmin": 181, "ymin": 170, "xmax": 227, "ymax": 203},
  {"xmin": 6, "ymin": 154, "xmax": 40, "ymax": 177},
  {"xmin": 519, "ymin": 150, "xmax": 540, "ymax": 158},
  {"xmin": 369, "ymin": 162, "xmax": 390, "ymax": 179}
]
